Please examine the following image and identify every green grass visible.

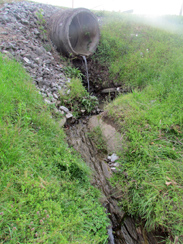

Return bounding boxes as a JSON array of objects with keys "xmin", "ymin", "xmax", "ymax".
[
  {"xmin": 93, "ymin": 12, "xmax": 183, "ymax": 90},
  {"xmin": 88, "ymin": 126, "xmax": 107, "ymax": 154},
  {"xmin": 106, "ymin": 45, "xmax": 183, "ymax": 242},
  {"xmin": 92, "ymin": 13, "xmax": 183, "ymax": 241},
  {"xmin": 0, "ymin": 54, "xmax": 109, "ymax": 243},
  {"xmin": 59, "ymin": 78, "xmax": 98, "ymax": 117}
]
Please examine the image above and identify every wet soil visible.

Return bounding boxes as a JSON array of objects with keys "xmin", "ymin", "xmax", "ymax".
[
  {"xmin": 65, "ymin": 117, "xmax": 164, "ymax": 244},
  {"xmin": 73, "ymin": 57, "xmax": 127, "ymax": 95}
]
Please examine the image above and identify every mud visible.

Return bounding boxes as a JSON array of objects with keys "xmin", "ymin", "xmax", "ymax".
[{"xmin": 65, "ymin": 118, "xmax": 161, "ymax": 244}]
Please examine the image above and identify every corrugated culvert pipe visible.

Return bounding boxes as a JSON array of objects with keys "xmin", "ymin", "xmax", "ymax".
[{"xmin": 49, "ymin": 8, "xmax": 100, "ymax": 57}]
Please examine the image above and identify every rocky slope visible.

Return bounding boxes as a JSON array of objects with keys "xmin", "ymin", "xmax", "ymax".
[{"xmin": 0, "ymin": 1, "xmax": 69, "ymax": 109}]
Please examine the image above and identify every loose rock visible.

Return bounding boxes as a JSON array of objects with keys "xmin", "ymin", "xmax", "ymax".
[
  {"xmin": 66, "ymin": 113, "xmax": 73, "ymax": 119},
  {"xmin": 0, "ymin": 1, "xmax": 68, "ymax": 109},
  {"xmin": 60, "ymin": 106, "xmax": 69, "ymax": 114},
  {"xmin": 110, "ymin": 153, "xmax": 119, "ymax": 162}
]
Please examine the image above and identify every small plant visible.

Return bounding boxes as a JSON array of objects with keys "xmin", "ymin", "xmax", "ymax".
[
  {"xmin": 43, "ymin": 43, "xmax": 52, "ymax": 52},
  {"xmin": 59, "ymin": 78, "xmax": 99, "ymax": 117},
  {"xmin": 59, "ymin": 77, "xmax": 86, "ymax": 116},
  {"xmin": 88, "ymin": 126, "xmax": 107, "ymax": 154},
  {"xmin": 35, "ymin": 9, "xmax": 45, "ymax": 25},
  {"xmin": 63, "ymin": 66, "xmax": 83, "ymax": 80},
  {"xmin": 35, "ymin": 9, "xmax": 47, "ymax": 41},
  {"xmin": 67, "ymin": 78, "xmax": 87, "ymax": 100},
  {"xmin": 82, "ymin": 94, "xmax": 99, "ymax": 113}
]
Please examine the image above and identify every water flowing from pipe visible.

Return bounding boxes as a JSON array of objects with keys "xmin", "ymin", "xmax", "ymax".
[
  {"xmin": 108, "ymin": 227, "xmax": 115, "ymax": 244},
  {"xmin": 82, "ymin": 56, "xmax": 90, "ymax": 92}
]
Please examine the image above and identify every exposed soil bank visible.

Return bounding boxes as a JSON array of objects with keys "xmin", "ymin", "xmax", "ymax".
[{"xmin": 73, "ymin": 58, "xmax": 125, "ymax": 94}]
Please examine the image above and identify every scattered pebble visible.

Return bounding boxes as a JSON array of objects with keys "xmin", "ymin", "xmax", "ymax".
[
  {"xmin": 60, "ymin": 106, "xmax": 69, "ymax": 113},
  {"xmin": 111, "ymin": 153, "xmax": 119, "ymax": 162},
  {"xmin": 66, "ymin": 113, "xmax": 73, "ymax": 119},
  {"xmin": 107, "ymin": 153, "xmax": 120, "ymax": 172}
]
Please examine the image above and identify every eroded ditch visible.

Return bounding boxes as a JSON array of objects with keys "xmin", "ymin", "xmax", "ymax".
[
  {"xmin": 65, "ymin": 115, "xmax": 162, "ymax": 244},
  {"xmin": 64, "ymin": 56, "xmax": 167, "ymax": 244}
]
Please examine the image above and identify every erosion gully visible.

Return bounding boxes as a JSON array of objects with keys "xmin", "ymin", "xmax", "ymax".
[
  {"xmin": 66, "ymin": 118, "xmax": 162, "ymax": 244},
  {"xmin": 65, "ymin": 57, "xmax": 164, "ymax": 244}
]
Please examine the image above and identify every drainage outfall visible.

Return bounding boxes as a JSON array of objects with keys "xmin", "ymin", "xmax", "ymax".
[{"xmin": 49, "ymin": 8, "xmax": 100, "ymax": 57}]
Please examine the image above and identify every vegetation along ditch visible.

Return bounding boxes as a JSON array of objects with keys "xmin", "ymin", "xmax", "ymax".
[{"xmin": 0, "ymin": 1, "xmax": 183, "ymax": 243}]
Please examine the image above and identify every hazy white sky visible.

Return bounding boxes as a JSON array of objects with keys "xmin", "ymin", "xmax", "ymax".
[{"xmin": 33, "ymin": 0, "xmax": 183, "ymax": 15}]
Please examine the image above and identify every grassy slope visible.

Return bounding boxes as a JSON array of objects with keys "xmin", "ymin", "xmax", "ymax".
[
  {"xmin": 0, "ymin": 54, "xmax": 108, "ymax": 243},
  {"xmin": 95, "ymin": 13, "xmax": 183, "ymax": 241},
  {"xmin": 94, "ymin": 12, "xmax": 183, "ymax": 90}
]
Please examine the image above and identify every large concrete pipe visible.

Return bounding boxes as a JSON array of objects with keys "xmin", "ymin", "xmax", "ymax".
[{"xmin": 49, "ymin": 8, "xmax": 100, "ymax": 57}]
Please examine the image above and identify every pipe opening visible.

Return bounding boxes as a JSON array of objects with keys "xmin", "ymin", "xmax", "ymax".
[
  {"xmin": 69, "ymin": 12, "xmax": 99, "ymax": 56},
  {"xmin": 49, "ymin": 8, "xmax": 100, "ymax": 57}
]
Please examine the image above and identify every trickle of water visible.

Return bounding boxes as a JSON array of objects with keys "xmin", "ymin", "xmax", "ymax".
[
  {"xmin": 108, "ymin": 227, "xmax": 115, "ymax": 244},
  {"xmin": 82, "ymin": 56, "xmax": 90, "ymax": 92}
]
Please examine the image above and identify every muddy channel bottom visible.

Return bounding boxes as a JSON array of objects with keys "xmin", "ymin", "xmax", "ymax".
[{"xmin": 65, "ymin": 118, "xmax": 163, "ymax": 244}]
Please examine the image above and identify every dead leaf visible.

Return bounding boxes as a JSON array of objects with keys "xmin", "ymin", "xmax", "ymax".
[
  {"xmin": 166, "ymin": 181, "xmax": 172, "ymax": 186},
  {"xmin": 166, "ymin": 177, "xmax": 177, "ymax": 185}
]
